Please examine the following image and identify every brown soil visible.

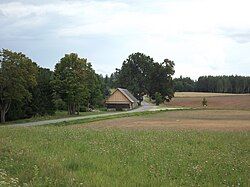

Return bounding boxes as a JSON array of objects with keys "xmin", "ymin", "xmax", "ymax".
[
  {"xmin": 71, "ymin": 110, "xmax": 250, "ymax": 131},
  {"xmin": 166, "ymin": 95, "xmax": 250, "ymax": 110},
  {"xmin": 174, "ymin": 92, "xmax": 240, "ymax": 98}
]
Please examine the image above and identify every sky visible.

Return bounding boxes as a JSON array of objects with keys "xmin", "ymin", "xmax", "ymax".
[{"xmin": 0, "ymin": 0, "xmax": 250, "ymax": 79}]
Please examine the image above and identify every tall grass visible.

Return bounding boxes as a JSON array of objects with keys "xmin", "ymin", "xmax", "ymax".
[{"xmin": 0, "ymin": 126, "xmax": 249, "ymax": 186}]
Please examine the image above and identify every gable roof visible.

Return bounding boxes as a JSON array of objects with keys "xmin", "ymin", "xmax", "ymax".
[{"xmin": 117, "ymin": 88, "xmax": 138, "ymax": 103}]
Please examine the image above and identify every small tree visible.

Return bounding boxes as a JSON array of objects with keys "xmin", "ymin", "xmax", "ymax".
[
  {"xmin": 155, "ymin": 92, "xmax": 163, "ymax": 106},
  {"xmin": 202, "ymin": 97, "xmax": 208, "ymax": 107}
]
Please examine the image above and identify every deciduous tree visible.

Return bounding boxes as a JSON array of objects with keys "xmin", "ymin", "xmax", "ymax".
[
  {"xmin": 117, "ymin": 53, "xmax": 154, "ymax": 104},
  {"xmin": 116, "ymin": 53, "xmax": 175, "ymax": 103},
  {"xmin": 53, "ymin": 53, "xmax": 103, "ymax": 115},
  {"xmin": 149, "ymin": 59, "xmax": 175, "ymax": 101},
  {"xmin": 0, "ymin": 49, "xmax": 38, "ymax": 123}
]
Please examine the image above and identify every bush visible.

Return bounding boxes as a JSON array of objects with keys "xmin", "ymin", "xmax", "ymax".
[
  {"xmin": 80, "ymin": 106, "xmax": 88, "ymax": 112},
  {"xmin": 155, "ymin": 92, "xmax": 163, "ymax": 106},
  {"xmin": 54, "ymin": 98, "xmax": 67, "ymax": 111},
  {"xmin": 202, "ymin": 97, "xmax": 208, "ymax": 107}
]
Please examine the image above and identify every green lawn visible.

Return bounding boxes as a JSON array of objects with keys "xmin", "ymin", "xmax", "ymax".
[{"xmin": 0, "ymin": 125, "xmax": 249, "ymax": 186}]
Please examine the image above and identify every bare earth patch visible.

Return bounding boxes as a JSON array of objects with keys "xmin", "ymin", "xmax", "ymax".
[
  {"xmin": 174, "ymin": 92, "xmax": 242, "ymax": 98},
  {"xmin": 71, "ymin": 110, "xmax": 250, "ymax": 131},
  {"xmin": 166, "ymin": 94, "xmax": 250, "ymax": 110}
]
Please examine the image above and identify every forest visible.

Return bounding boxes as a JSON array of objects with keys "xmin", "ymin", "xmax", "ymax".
[{"xmin": 173, "ymin": 75, "xmax": 250, "ymax": 93}]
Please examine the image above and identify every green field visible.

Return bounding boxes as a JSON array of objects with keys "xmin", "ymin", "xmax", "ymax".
[{"xmin": 0, "ymin": 125, "xmax": 249, "ymax": 186}]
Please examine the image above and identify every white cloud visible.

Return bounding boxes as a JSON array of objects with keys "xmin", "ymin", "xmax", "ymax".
[
  {"xmin": 0, "ymin": 0, "xmax": 250, "ymax": 78},
  {"xmin": 2, "ymin": 0, "xmax": 250, "ymax": 38}
]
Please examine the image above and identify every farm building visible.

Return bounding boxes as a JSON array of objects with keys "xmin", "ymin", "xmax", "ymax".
[{"xmin": 105, "ymin": 88, "xmax": 139, "ymax": 110}]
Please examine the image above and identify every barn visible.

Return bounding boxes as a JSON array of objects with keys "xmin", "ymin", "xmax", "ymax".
[{"xmin": 105, "ymin": 88, "xmax": 139, "ymax": 110}]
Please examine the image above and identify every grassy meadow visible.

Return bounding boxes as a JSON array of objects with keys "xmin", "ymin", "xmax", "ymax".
[
  {"xmin": 1, "ymin": 93, "xmax": 250, "ymax": 186},
  {"xmin": 0, "ymin": 125, "xmax": 249, "ymax": 186}
]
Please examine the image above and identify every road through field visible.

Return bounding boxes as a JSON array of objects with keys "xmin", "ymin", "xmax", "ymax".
[{"xmin": 6, "ymin": 101, "xmax": 180, "ymax": 127}]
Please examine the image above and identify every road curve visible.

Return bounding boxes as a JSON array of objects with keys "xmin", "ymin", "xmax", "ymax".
[
  {"xmin": 6, "ymin": 101, "xmax": 161, "ymax": 127},
  {"xmin": 5, "ymin": 101, "xmax": 186, "ymax": 127}
]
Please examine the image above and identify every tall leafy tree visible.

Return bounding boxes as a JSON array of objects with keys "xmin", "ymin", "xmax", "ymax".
[
  {"xmin": 53, "ymin": 53, "xmax": 102, "ymax": 115},
  {"xmin": 6, "ymin": 67, "xmax": 55, "ymax": 121},
  {"xmin": 87, "ymin": 69, "xmax": 104, "ymax": 108},
  {"xmin": 117, "ymin": 52, "xmax": 154, "ymax": 104},
  {"xmin": 97, "ymin": 74, "xmax": 111, "ymax": 99},
  {"xmin": 31, "ymin": 68, "xmax": 56, "ymax": 115},
  {"xmin": 149, "ymin": 59, "xmax": 175, "ymax": 100},
  {"xmin": 117, "ymin": 53, "xmax": 175, "ymax": 103},
  {"xmin": 54, "ymin": 53, "xmax": 89, "ymax": 115},
  {"xmin": 109, "ymin": 71, "xmax": 119, "ymax": 89},
  {"xmin": 0, "ymin": 49, "xmax": 38, "ymax": 123}
]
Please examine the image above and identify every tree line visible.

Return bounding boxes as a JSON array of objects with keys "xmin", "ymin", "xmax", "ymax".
[
  {"xmin": 4, "ymin": 48, "xmax": 248, "ymax": 123},
  {"xmin": 0, "ymin": 50, "xmax": 175, "ymax": 123},
  {"xmin": 174, "ymin": 75, "xmax": 250, "ymax": 93},
  {"xmin": 0, "ymin": 49, "xmax": 106, "ymax": 123}
]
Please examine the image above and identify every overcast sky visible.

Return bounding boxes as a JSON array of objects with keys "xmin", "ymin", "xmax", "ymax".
[{"xmin": 0, "ymin": 0, "xmax": 250, "ymax": 79}]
